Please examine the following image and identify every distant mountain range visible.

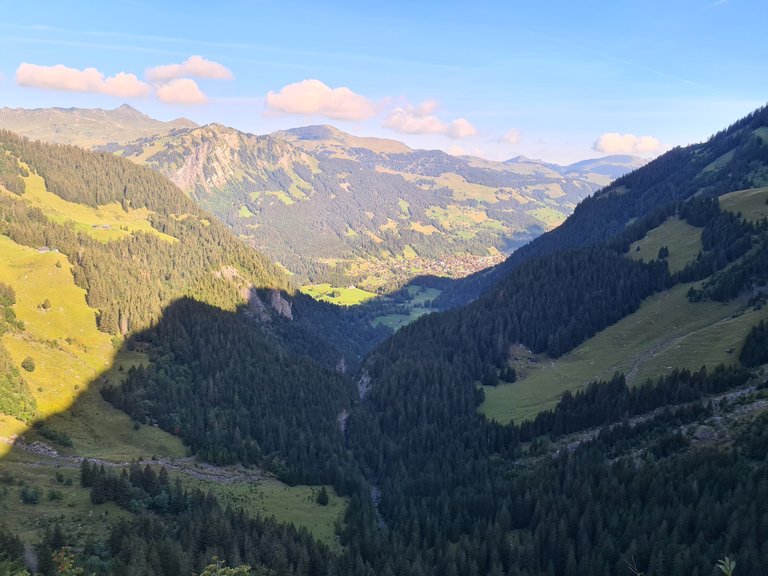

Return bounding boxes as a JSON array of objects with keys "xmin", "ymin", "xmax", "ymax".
[
  {"xmin": 0, "ymin": 104, "xmax": 197, "ymax": 147},
  {"xmin": 0, "ymin": 105, "xmax": 645, "ymax": 291},
  {"xmin": 106, "ymin": 117, "xmax": 644, "ymax": 290}
]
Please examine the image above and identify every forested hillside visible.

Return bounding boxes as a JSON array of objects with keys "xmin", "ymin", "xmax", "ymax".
[
  {"xmin": 0, "ymin": 130, "xmax": 382, "ymax": 364},
  {"xmin": 0, "ymin": 129, "xmax": 384, "ymax": 461},
  {"xmin": 438, "ymin": 105, "xmax": 768, "ymax": 307},
  {"xmin": 104, "ymin": 123, "xmax": 641, "ymax": 292}
]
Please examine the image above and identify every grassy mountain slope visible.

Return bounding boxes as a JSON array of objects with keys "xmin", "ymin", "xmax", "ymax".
[
  {"xmin": 481, "ymin": 189, "xmax": 768, "ymax": 423},
  {"xmin": 0, "ymin": 104, "xmax": 196, "ymax": 147},
  {"xmin": 105, "ymin": 122, "xmax": 641, "ymax": 292}
]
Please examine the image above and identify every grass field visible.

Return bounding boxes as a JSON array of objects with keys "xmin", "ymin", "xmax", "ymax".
[
  {"xmin": 40, "ymin": 349, "xmax": 188, "ymax": 462},
  {"xmin": 527, "ymin": 207, "xmax": 567, "ymax": 230},
  {"xmin": 410, "ymin": 221, "xmax": 440, "ymax": 235},
  {"xmin": 720, "ymin": 186, "xmax": 768, "ymax": 223},
  {"xmin": 181, "ymin": 475, "xmax": 347, "ymax": 548},
  {"xmin": 479, "ymin": 283, "xmax": 768, "ymax": 424},
  {"xmin": 371, "ymin": 285, "xmax": 441, "ymax": 331},
  {"xmin": 0, "ymin": 448, "xmax": 130, "ymax": 544},
  {"xmin": 629, "ymin": 216, "xmax": 703, "ymax": 273},
  {"xmin": 300, "ymin": 283, "xmax": 378, "ymax": 305},
  {"xmin": 372, "ymin": 309, "xmax": 432, "ymax": 331},
  {"xmin": 238, "ymin": 205, "xmax": 255, "ymax": 218},
  {"xmin": 7, "ymin": 167, "xmax": 177, "ymax": 243},
  {"xmin": 436, "ymin": 172, "xmax": 501, "ymax": 203}
]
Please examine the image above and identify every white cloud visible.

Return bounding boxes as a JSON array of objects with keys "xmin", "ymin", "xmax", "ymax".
[
  {"xmin": 265, "ymin": 79, "xmax": 376, "ymax": 121},
  {"xmin": 384, "ymin": 100, "xmax": 478, "ymax": 140},
  {"xmin": 146, "ymin": 55, "xmax": 233, "ymax": 82},
  {"xmin": 593, "ymin": 132, "xmax": 661, "ymax": 154},
  {"xmin": 156, "ymin": 78, "xmax": 207, "ymax": 105},
  {"xmin": 384, "ymin": 107, "xmax": 445, "ymax": 135},
  {"xmin": 16, "ymin": 63, "xmax": 150, "ymax": 98},
  {"xmin": 448, "ymin": 118, "xmax": 478, "ymax": 139},
  {"xmin": 500, "ymin": 128, "xmax": 521, "ymax": 145}
]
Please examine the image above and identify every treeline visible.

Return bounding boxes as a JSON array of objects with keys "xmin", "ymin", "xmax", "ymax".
[
  {"xmin": 520, "ymin": 365, "xmax": 750, "ymax": 440},
  {"xmin": 0, "ymin": 129, "xmax": 192, "ymax": 212},
  {"xmin": 0, "ymin": 149, "xmax": 25, "ymax": 194},
  {"xmin": 0, "ymin": 282, "xmax": 35, "ymax": 421},
  {"xmin": 103, "ymin": 298, "xmax": 359, "ymax": 488},
  {"xmin": 688, "ymin": 221, "xmax": 768, "ymax": 303},
  {"xmin": 31, "ymin": 461, "xmax": 338, "ymax": 576},
  {"xmin": 741, "ymin": 320, "xmax": 768, "ymax": 367}
]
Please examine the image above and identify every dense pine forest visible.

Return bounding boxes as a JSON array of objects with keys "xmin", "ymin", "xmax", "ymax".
[{"xmin": 0, "ymin": 103, "xmax": 767, "ymax": 576}]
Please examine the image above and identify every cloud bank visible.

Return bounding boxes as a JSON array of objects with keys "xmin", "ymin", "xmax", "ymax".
[
  {"xmin": 384, "ymin": 100, "xmax": 477, "ymax": 139},
  {"xmin": 593, "ymin": 132, "xmax": 661, "ymax": 154},
  {"xmin": 146, "ymin": 56, "xmax": 233, "ymax": 82},
  {"xmin": 265, "ymin": 79, "xmax": 376, "ymax": 121},
  {"xmin": 16, "ymin": 63, "xmax": 150, "ymax": 98}
]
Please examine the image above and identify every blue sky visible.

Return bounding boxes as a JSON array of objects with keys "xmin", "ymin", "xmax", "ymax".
[{"xmin": 0, "ymin": 0, "xmax": 765, "ymax": 163}]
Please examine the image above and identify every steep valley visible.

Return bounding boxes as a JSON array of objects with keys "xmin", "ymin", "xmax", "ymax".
[{"xmin": 0, "ymin": 104, "xmax": 767, "ymax": 575}]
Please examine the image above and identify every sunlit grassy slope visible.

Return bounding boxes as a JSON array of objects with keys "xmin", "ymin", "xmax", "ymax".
[
  {"xmin": 480, "ymin": 284, "xmax": 768, "ymax": 424},
  {"xmin": 301, "ymin": 283, "xmax": 378, "ymax": 305},
  {"xmin": 480, "ymin": 195, "xmax": 768, "ymax": 425},
  {"xmin": 2, "ymin": 165, "xmax": 177, "ymax": 243},
  {"xmin": 0, "ymin": 235, "xmax": 114, "ymax": 448}
]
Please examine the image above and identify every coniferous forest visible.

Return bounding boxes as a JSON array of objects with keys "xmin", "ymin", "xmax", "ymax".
[{"xmin": 1, "ymin": 96, "xmax": 768, "ymax": 576}]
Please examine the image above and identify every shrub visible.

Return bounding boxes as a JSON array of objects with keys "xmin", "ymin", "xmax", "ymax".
[{"xmin": 20, "ymin": 357, "xmax": 35, "ymax": 372}]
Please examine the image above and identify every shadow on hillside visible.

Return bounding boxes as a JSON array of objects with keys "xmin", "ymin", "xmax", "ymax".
[
  {"xmin": 0, "ymin": 295, "xmax": 361, "ymax": 574},
  {"xmin": 3, "ymin": 295, "xmax": 359, "ymax": 484}
]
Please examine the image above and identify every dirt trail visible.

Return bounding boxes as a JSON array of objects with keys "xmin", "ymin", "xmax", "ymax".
[
  {"xmin": 0, "ymin": 438, "xmax": 265, "ymax": 485},
  {"xmin": 517, "ymin": 382, "xmax": 765, "ymax": 467}
]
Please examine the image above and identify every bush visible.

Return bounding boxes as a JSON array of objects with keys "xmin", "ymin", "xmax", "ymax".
[
  {"xmin": 33, "ymin": 422, "xmax": 73, "ymax": 447},
  {"xmin": 20, "ymin": 486, "xmax": 41, "ymax": 504},
  {"xmin": 20, "ymin": 357, "xmax": 35, "ymax": 372}
]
